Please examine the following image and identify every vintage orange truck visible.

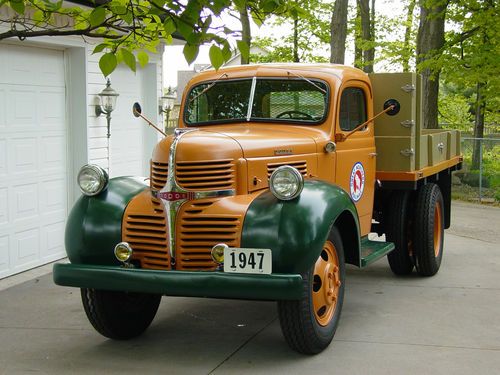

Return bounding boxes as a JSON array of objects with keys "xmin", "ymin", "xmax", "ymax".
[{"xmin": 54, "ymin": 64, "xmax": 462, "ymax": 354}]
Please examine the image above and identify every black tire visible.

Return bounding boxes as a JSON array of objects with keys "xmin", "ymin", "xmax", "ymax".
[
  {"xmin": 278, "ymin": 227, "xmax": 345, "ymax": 354},
  {"xmin": 81, "ymin": 288, "xmax": 161, "ymax": 340},
  {"xmin": 386, "ymin": 191, "xmax": 414, "ymax": 275},
  {"xmin": 413, "ymin": 183, "xmax": 444, "ymax": 276}
]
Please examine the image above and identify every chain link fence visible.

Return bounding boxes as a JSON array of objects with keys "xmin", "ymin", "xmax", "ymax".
[{"xmin": 453, "ymin": 136, "xmax": 500, "ymax": 204}]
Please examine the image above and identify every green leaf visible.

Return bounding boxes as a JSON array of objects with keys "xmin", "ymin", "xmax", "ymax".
[
  {"xmin": 33, "ymin": 10, "xmax": 45, "ymax": 23},
  {"xmin": 90, "ymin": 7, "xmax": 106, "ymax": 27},
  {"xmin": 93, "ymin": 43, "xmax": 108, "ymax": 54},
  {"xmin": 119, "ymin": 48, "xmax": 136, "ymax": 72},
  {"xmin": 137, "ymin": 51, "xmax": 149, "ymax": 68},
  {"xmin": 236, "ymin": 40, "xmax": 250, "ymax": 63},
  {"xmin": 222, "ymin": 42, "xmax": 232, "ymax": 62},
  {"xmin": 163, "ymin": 18, "xmax": 176, "ymax": 35},
  {"xmin": 183, "ymin": 43, "xmax": 199, "ymax": 65},
  {"xmin": 209, "ymin": 45, "xmax": 224, "ymax": 70},
  {"xmin": 99, "ymin": 53, "xmax": 117, "ymax": 77},
  {"xmin": 9, "ymin": 0, "xmax": 25, "ymax": 14}
]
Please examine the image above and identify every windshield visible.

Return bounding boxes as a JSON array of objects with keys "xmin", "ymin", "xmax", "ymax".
[{"xmin": 185, "ymin": 78, "xmax": 329, "ymax": 125}]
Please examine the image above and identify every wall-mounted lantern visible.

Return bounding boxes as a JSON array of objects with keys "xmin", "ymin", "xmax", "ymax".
[
  {"xmin": 95, "ymin": 79, "xmax": 119, "ymax": 138},
  {"xmin": 159, "ymin": 87, "xmax": 177, "ymax": 133}
]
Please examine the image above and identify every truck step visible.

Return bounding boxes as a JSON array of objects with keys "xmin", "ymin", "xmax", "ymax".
[{"xmin": 360, "ymin": 237, "xmax": 395, "ymax": 267}]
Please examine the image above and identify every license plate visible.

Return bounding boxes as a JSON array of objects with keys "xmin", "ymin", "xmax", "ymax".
[{"xmin": 223, "ymin": 248, "xmax": 272, "ymax": 274}]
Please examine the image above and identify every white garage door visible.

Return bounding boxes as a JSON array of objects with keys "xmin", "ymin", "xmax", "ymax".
[{"xmin": 0, "ymin": 44, "xmax": 68, "ymax": 278}]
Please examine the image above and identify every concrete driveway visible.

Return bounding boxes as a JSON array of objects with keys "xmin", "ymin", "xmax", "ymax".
[{"xmin": 1, "ymin": 202, "xmax": 499, "ymax": 375}]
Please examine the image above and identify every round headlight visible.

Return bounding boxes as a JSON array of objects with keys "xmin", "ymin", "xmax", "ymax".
[
  {"xmin": 77, "ymin": 164, "xmax": 109, "ymax": 196},
  {"xmin": 211, "ymin": 243, "xmax": 228, "ymax": 265},
  {"xmin": 269, "ymin": 166, "xmax": 304, "ymax": 201}
]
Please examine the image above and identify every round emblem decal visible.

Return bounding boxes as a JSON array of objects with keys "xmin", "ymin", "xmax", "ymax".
[{"xmin": 350, "ymin": 162, "xmax": 365, "ymax": 202}]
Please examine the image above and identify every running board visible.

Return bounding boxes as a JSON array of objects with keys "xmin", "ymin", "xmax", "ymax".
[{"xmin": 360, "ymin": 237, "xmax": 395, "ymax": 267}]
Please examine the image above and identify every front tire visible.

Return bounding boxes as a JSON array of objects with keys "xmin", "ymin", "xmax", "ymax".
[
  {"xmin": 278, "ymin": 227, "xmax": 345, "ymax": 354},
  {"xmin": 81, "ymin": 288, "xmax": 161, "ymax": 340},
  {"xmin": 413, "ymin": 183, "xmax": 444, "ymax": 276}
]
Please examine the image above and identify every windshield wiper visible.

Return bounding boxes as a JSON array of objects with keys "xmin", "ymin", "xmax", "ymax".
[
  {"xmin": 189, "ymin": 73, "xmax": 228, "ymax": 103},
  {"xmin": 286, "ymin": 71, "xmax": 327, "ymax": 94}
]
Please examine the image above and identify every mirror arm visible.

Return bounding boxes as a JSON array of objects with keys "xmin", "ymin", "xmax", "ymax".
[{"xmin": 335, "ymin": 105, "xmax": 395, "ymax": 142}]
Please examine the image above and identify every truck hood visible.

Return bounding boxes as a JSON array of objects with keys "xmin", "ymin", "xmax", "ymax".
[{"xmin": 204, "ymin": 125, "xmax": 318, "ymax": 158}]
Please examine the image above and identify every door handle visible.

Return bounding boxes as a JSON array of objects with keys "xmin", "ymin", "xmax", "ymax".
[{"xmin": 369, "ymin": 152, "xmax": 378, "ymax": 157}]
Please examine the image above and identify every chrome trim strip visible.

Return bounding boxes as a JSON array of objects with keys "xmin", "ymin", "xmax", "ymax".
[{"xmin": 159, "ymin": 128, "xmax": 236, "ymax": 264}]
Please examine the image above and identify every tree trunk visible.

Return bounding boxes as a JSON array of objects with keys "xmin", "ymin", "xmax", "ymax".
[
  {"xmin": 416, "ymin": 0, "xmax": 447, "ymax": 129},
  {"xmin": 354, "ymin": 3, "xmax": 362, "ymax": 69},
  {"xmin": 358, "ymin": 0, "xmax": 374, "ymax": 73},
  {"xmin": 239, "ymin": 5, "xmax": 251, "ymax": 65},
  {"xmin": 330, "ymin": 0, "xmax": 348, "ymax": 64},
  {"xmin": 293, "ymin": 17, "xmax": 300, "ymax": 62},
  {"xmin": 402, "ymin": 0, "xmax": 416, "ymax": 72},
  {"xmin": 472, "ymin": 82, "xmax": 485, "ymax": 170}
]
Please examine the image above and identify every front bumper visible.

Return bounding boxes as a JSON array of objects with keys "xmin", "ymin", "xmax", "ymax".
[{"xmin": 53, "ymin": 263, "xmax": 303, "ymax": 301}]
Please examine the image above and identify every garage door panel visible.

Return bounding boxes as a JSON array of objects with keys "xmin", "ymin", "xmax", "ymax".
[
  {"xmin": 40, "ymin": 179, "xmax": 67, "ymax": 213},
  {"xmin": 39, "ymin": 88, "xmax": 66, "ymax": 128},
  {"xmin": 40, "ymin": 135, "xmax": 66, "ymax": 172},
  {"xmin": 0, "ymin": 139, "xmax": 6, "ymax": 175},
  {"xmin": 12, "ymin": 183, "xmax": 39, "ymax": 222},
  {"xmin": 0, "ymin": 89, "xmax": 5, "ymax": 127},
  {"xmin": 13, "ymin": 227, "xmax": 40, "ymax": 265},
  {"xmin": 11, "ymin": 137, "xmax": 38, "ymax": 174},
  {"xmin": 8, "ymin": 88, "xmax": 37, "ymax": 128},
  {"xmin": 0, "ymin": 188, "xmax": 7, "ymax": 225},
  {"xmin": 41, "ymin": 222, "xmax": 64, "ymax": 259},
  {"xmin": 0, "ymin": 235, "xmax": 8, "ymax": 275}
]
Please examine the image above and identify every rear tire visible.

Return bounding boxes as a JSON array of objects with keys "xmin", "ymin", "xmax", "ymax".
[
  {"xmin": 278, "ymin": 227, "xmax": 345, "ymax": 354},
  {"xmin": 386, "ymin": 191, "xmax": 414, "ymax": 275},
  {"xmin": 81, "ymin": 288, "xmax": 161, "ymax": 340},
  {"xmin": 413, "ymin": 183, "xmax": 444, "ymax": 276}
]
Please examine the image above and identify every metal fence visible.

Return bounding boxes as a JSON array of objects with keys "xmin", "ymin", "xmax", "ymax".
[{"xmin": 454, "ymin": 137, "xmax": 500, "ymax": 204}]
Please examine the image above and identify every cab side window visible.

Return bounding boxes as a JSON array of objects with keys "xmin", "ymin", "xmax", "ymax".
[{"xmin": 339, "ymin": 87, "xmax": 367, "ymax": 131}]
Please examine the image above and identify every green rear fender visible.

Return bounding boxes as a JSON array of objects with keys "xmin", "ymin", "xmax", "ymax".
[
  {"xmin": 65, "ymin": 177, "xmax": 148, "ymax": 265},
  {"xmin": 241, "ymin": 179, "xmax": 361, "ymax": 274}
]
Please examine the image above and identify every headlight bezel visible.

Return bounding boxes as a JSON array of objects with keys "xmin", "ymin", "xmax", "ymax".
[
  {"xmin": 77, "ymin": 164, "xmax": 109, "ymax": 196},
  {"xmin": 269, "ymin": 165, "xmax": 304, "ymax": 201}
]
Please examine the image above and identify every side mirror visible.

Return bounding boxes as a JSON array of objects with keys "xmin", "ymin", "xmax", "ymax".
[
  {"xmin": 132, "ymin": 102, "xmax": 142, "ymax": 117},
  {"xmin": 383, "ymin": 99, "xmax": 400, "ymax": 116}
]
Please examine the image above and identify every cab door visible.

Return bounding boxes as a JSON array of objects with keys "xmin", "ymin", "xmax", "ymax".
[{"xmin": 334, "ymin": 81, "xmax": 376, "ymax": 236}]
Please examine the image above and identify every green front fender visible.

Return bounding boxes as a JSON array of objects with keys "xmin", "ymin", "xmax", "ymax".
[
  {"xmin": 241, "ymin": 179, "xmax": 360, "ymax": 274},
  {"xmin": 65, "ymin": 177, "xmax": 148, "ymax": 265}
]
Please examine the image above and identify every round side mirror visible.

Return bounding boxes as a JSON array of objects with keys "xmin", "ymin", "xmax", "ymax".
[
  {"xmin": 132, "ymin": 102, "xmax": 142, "ymax": 117},
  {"xmin": 383, "ymin": 99, "xmax": 401, "ymax": 116}
]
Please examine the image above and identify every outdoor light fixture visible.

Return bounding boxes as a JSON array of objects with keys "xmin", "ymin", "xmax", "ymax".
[
  {"xmin": 95, "ymin": 79, "xmax": 119, "ymax": 138},
  {"xmin": 159, "ymin": 87, "xmax": 177, "ymax": 133}
]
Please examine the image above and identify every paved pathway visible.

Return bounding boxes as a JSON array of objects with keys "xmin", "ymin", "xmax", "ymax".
[{"xmin": 0, "ymin": 202, "xmax": 499, "ymax": 374}]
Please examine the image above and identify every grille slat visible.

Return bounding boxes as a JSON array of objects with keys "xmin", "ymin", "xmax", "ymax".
[
  {"xmin": 267, "ymin": 161, "xmax": 308, "ymax": 178},
  {"xmin": 176, "ymin": 159, "xmax": 236, "ymax": 191}
]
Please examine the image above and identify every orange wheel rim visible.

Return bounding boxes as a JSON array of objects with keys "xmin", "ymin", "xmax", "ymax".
[
  {"xmin": 433, "ymin": 200, "xmax": 443, "ymax": 257},
  {"xmin": 312, "ymin": 240, "xmax": 341, "ymax": 327}
]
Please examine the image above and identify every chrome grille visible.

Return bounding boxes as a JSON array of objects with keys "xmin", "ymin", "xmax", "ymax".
[
  {"xmin": 176, "ymin": 159, "xmax": 235, "ymax": 190},
  {"xmin": 267, "ymin": 160, "xmax": 307, "ymax": 178}
]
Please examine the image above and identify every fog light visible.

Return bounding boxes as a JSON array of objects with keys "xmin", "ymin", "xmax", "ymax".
[
  {"xmin": 211, "ymin": 243, "xmax": 228, "ymax": 264},
  {"xmin": 114, "ymin": 242, "xmax": 133, "ymax": 262}
]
